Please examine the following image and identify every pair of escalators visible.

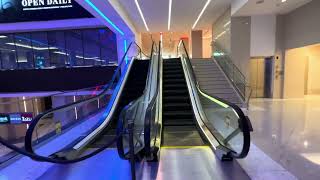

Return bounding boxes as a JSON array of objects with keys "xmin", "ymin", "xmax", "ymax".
[{"xmin": 0, "ymin": 40, "xmax": 252, "ymax": 178}]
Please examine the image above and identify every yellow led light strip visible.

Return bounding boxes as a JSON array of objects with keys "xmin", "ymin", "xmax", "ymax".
[{"xmin": 197, "ymin": 87, "xmax": 230, "ymax": 108}]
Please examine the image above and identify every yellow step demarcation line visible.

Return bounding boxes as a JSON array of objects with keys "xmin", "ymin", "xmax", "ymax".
[{"xmin": 161, "ymin": 146, "xmax": 210, "ymax": 149}]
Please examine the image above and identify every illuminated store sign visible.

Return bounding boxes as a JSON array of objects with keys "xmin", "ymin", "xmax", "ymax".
[
  {"xmin": 21, "ymin": 0, "xmax": 72, "ymax": 11},
  {"xmin": 9, "ymin": 113, "xmax": 22, "ymax": 124},
  {"xmin": 0, "ymin": 0, "xmax": 93, "ymax": 23},
  {"xmin": 0, "ymin": 113, "xmax": 33, "ymax": 124},
  {"xmin": 0, "ymin": 114, "xmax": 10, "ymax": 124},
  {"xmin": 21, "ymin": 113, "xmax": 33, "ymax": 124}
]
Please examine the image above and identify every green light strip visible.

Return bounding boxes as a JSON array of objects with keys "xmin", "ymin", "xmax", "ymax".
[{"xmin": 198, "ymin": 88, "xmax": 230, "ymax": 108}]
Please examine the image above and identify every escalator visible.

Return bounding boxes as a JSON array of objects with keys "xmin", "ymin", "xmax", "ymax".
[
  {"xmin": 162, "ymin": 58, "xmax": 206, "ymax": 146},
  {"xmin": 87, "ymin": 60, "xmax": 149, "ymax": 149},
  {"xmin": 0, "ymin": 42, "xmax": 158, "ymax": 166},
  {"xmin": 144, "ymin": 40, "xmax": 252, "ymax": 164}
]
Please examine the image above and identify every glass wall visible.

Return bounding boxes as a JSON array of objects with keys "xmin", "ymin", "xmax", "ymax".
[{"xmin": 0, "ymin": 28, "xmax": 118, "ymax": 70}]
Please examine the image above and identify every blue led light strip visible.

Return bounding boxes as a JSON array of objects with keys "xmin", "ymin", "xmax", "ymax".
[
  {"xmin": 85, "ymin": 0, "xmax": 125, "ymax": 36},
  {"xmin": 124, "ymin": 40, "xmax": 128, "ymax": 64}
]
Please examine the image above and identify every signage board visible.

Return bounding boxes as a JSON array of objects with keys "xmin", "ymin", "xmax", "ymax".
[
  {"xmin": 21, "ymin": 113, "xmax": 33, "ymax": 124},
  {"xmin": 0, "ymin": 114, "xmax": 10, "ymax": 124},
  {"xmin": 9, "ymin": 113, "xmax": 22, "ymax": 124},
  {"xmin": 0, "ymin": 0, "xmax": 93, "ymax": 23}
]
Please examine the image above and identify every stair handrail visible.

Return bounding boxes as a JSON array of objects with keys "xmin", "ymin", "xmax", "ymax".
[{"xmin": 213, "ymin": 42, "xmax": 252, "ymax": 102}]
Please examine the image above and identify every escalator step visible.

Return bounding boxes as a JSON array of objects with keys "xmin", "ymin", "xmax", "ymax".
[
  {"xmin": 163, "ymin": 79, "xmax": 186, "ymax": 84},
  {"xmin": 163, "ymin": 84, "xmax": 187, "ymax": 89},
  {"xmin": 163, "ymin": 103, "xmax": 192, "ymax": 110},
  {"xmin": 163, "ymin": 119, "xmax": 195, "ymax": 126},
  {"xmin": 163, "ymin": 96, "xmax": 190, "ymax": 103},
  {"xmin": 163, "ymin": 111, "xmax": 194, "ymax": 119},
  {"xmin": 163, "ymin": 89, "xmax": 189, "ymax": 95}
]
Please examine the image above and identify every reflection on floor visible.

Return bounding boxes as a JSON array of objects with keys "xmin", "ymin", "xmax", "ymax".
[
  {"xmin": 0, "ymin": 147, "xmax": 249, "ymax": 180},
  {"xmin": 249, "ymin": 96, "xmax": 320, "ymax": 180}
]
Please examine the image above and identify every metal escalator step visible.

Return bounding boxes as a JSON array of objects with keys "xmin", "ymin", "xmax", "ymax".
[
  {"xmin": 163, "ymin": 89, "xmax": 188, "ymax": 95},
  {"xmin": 163, "ymin": 119, "xmax": 195, "ymax": 126},
  {"xmin": 163, "ymin": 111, "xmax": 194, "ymax": 119},
  {"xmin": 163, "ymin": 96, "xmax": 190, "ymax": 103},
  {"xmin": 163, "ymin": 69, "xmax": 184, "ymax": 74},
  {"xmin": 163, "ymin": 79, "xmax": 186, "ymax": 83},
  {"xmin": 162, "ymin": 126, "xmax": 205, "ymax": 146},
  {"xmin": 163, "ymin": 103, "xmax": 192, "ymax": 110},
  {"xmin": 163, "ymin": 84, "xmax": 187, "ymax": 89}
]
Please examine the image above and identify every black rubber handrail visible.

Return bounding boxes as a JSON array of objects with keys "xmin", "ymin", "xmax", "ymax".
[
  {"xmin": 0, "ymin": 42, "xmax": 145, "ymax": 164},
  {"xmin": 179, "ymin": 40, "xmax": 252, "ymax": 158},
  {"xmin": 116, "ymin": 41, "xmax": 158, "ymax": 159}
]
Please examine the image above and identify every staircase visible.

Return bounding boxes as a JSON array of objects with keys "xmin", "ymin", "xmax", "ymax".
[{"xmin": 190, "ymin": 58, "xmax": 244, "ymax": 107}]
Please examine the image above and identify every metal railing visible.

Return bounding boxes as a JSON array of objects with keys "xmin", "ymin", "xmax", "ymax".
[{"xmin": 213, "ymin": 42, "xmax": 252, "ymax": 106}]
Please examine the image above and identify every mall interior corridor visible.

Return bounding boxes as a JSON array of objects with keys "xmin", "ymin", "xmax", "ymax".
[{"xmin": 1, "ymin": 0, "xmax": 320, "ymax": 180}]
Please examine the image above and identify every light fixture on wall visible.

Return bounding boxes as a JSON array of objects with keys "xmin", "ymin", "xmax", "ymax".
[
  {"xmin": 168, "ymin": 0, "xmax": 172, "ymax": 30},
  {"xmin": 135, "ymin": 0, "xmax": 149, "ymax": 31},
  {"xmin": 192, "ymin": 0, "xmax": 212, "ymax": 29}
]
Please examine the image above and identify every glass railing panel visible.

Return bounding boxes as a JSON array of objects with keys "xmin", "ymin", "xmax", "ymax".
[
  {"xmin": 30, "ymin": 91, "xmax": 113, "ymax": 158},
  {"xmin": 198, "ymin": 94, "xmax": 244, "ymax": 154}
]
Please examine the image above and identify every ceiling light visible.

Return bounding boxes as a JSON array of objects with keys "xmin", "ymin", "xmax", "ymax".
[
  {"xmin": 0, "ymin": 35, "xmax": 7, "ymax": 38},
  {"xmin": 281, "ymin": 0, "xmax": 287, "ymax": 2},
  {"xmin": 192, "ymin": 0, "xmax": 211, "ymax": 29},
  {"xmin": 224, "ymin": 21, "xmax": 231, "ymax": 28},
  {"xmin": 168, "ymin": 0, "xmax": 172, "ymax": 30},
  {"xmin": 135, "ymin": 0, "xmax": 149, "ymax": 31}
]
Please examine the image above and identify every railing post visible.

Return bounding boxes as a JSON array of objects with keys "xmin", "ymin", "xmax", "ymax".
[{"xmin": 128, "ymin": 120, "xmax": 136, "ymax": 180}]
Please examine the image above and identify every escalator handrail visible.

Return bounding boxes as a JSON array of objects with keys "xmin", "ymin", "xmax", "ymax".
[
  {"xmin": 179, "ymin": 40, "xmax": 252, "ymax": 158},
  {"xmin": 116, "ymin": 41, "xmax": 158, "ymax": 159},
  {"xmin": 144, "ymin": 41, "xmax": 161, "ymax": 155}
]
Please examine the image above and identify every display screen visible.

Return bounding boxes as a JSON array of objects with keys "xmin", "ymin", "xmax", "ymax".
[{"xmin": 0, "ymin": 0, "xmax": 93, "ymax": 23}]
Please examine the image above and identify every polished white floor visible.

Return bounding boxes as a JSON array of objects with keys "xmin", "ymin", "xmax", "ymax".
[{"xmin": 248, "ymin": 96, "xmax": 320, "ymax": 180}]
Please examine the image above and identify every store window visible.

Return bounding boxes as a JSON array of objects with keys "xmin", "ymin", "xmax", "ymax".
[
  {"xmin": 65, "ymin": 30, "xmax": 84, "ymax": 67},
  {"xmin": 0, "ymin": 27, "xmax": 118, "ymax": 70},
  {"xmin": 83, "ymin": 29, "xmax": 101, "ymax": 66},
  {"xmin": 14, "ymin": 33, "xmax": 34, "ymax": 69},
  {"xmin": 48, "ymin": 31, "xmax": 68, "ymax": 68},
  {"xmin": 31, "ymin": 32, "xmax": 50, "ymax": 69},
  {"xmin": 0, "ymin": 34, "xmax": 17, "ymax": 70}
]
